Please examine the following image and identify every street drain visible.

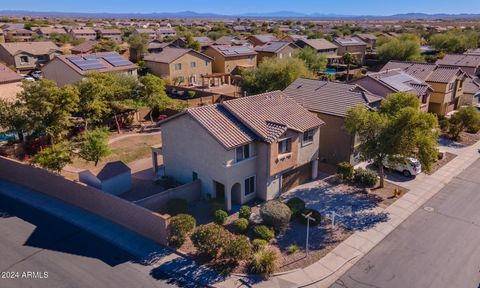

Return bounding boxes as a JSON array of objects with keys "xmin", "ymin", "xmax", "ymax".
[{"xmin": 424, "ymin": 206, "xmax": 435, "ymax": 212}]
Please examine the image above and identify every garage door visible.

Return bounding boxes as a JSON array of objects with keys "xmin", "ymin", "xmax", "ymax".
[{"xmin": 281, "ymin": 162, "xmax": 312, "ymax": 193}]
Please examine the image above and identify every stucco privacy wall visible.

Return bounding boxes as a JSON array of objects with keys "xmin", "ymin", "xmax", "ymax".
[
  {"xmin": 0, "ymin": 156, "xmax": 170, "ymax": 245},
  {"xmin": 134, "ymin": 180, "xmax": 201, "ymax": 213}
]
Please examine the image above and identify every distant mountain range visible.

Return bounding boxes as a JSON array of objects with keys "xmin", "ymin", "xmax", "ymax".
[{"xmin": 1, "ymin": 10, "xmax": 480, "ymax": 20}]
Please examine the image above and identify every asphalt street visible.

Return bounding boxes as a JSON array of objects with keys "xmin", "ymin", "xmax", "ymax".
[
  {"xmin": 0, "ymin": 194, "xmax": 183, "ymax": 288},
  {"xmin": 331, "ymin": 158, "xmax": 480, "ymax": 288}
]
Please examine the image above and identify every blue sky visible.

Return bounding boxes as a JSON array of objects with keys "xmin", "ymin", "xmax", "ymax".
[{"xmin": 2, "ymin": 0, "xmax": 480, "ymax": 15}]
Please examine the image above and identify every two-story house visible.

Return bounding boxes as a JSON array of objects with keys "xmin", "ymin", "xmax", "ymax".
[
  {"xmin": 284, "ymin": 78, "xmax": 382, "ymax": 165},
  {"xmin": 380, "ymin": 61, "xmax": 467, "ymax": 115},
  {"xmin": 354, "ymin": 33, "xmax": 377, "ymax": 51},
  {"xmin": 203, "ymin": 45, "xmax": 257, "ymax": 75},
  {"xmin": 143, "ymin": 47, "xmax": 212, "ymax": 86},
  {"xmin": 160, "ymin": 91, "xmax": 324, "ymax": 210},
  {"xmin": 133, "ymin": 28, "xmax": 157, "ymax": 41},
  {"xmin": 247, "ymin": 34, "xmax": 279, "ymax": 47},
  {"xmin": 350, "ymin": 69, "xmax": 433, "ymax": 112},
  {"xmin": 35, "ymin": 27, "xmax": 68, "ymax": 38},
  {"xmin": 96, "ymin": 29, "xmax": 122, "ymax": 42},
  {"xmin": 436, "ymin": 54, "xmax": 480, "ymax": 77},
  {"xmin": 69, "ymin": 28, "xmax": 97, "ymax": 41},
  {"xmin": 294, "ymin": 38, "xmax": 339, "ymax": 65},
  {"xmin": 333, "ymin": 37, "xmax": 368, "ymax": 65},
  {"xmin": 0, "ymin": 41, "xmax": 61, "ymax": 72},
  {"xmin": 254, "ymin": 41, "xmax": 299, "ymax": 63},
  {"xmin": 42, "ymin": 52, "xmax": 137, "ymax": 86}
]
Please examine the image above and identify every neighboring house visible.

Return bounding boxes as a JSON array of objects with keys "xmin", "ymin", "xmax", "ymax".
[
  {"xmin": 147, "ymin": 40, "xmax": 171, "ymax": 53},
  {"xmin": 294, "ymin": 38, "xmax": 339, "ymax": 64},
  {"xmin": 3, "ymin": 28, "xmax": 34, "ymax": 42},
  {"xmin": 354, "ymin": 33, "xmax": 377, "ymax": 51},
  {"xmin": 381, "ymin": 61, "xmax": 468, "ymax": 115},
  {"xmin": 79, "ymin": 161, "xmax": 132, "ymax": 195},
  {"xmin": 133, "ymin": 28, "xmax": 157, "ymax": 41},
  {"xmin": 254, "ymin": 41, "xmax": 299, "ymax": 63},
  {"xmin": 0, "ymin": 41, "xmax": 61, "ymax": 72},
  {"xmin": 247, "ymin": 34, "xmax": 279, "ymax": 47},
  {"xmin": 213, "ymin": 36, "xmax": 240, "ymax": 45},
  {"xmin": 69, "ymin": 28, "xmax": 97, "ymax": 41},
  {"xmin": 96, "ymin": 29, "xmax": 122, "ymax": 42},
  {"xmin": 284, "ymin": 78, "xmax": 382, "ymax": 165},
  {"xmin": 160, "ymin": 91, "xmax": 324, "ymax": 210},
  {"xmin": 436, "ymin": 54, "xmax": 480, "ymax": 77},
  {"xmin": 0, "ymin": 29, "xmax": 4, "ymax": 42},
  {"xmin": 203, "ymin": 45, "xmax": 257, "ymax": 74},
  {"xmin": 156, "ymin": 28, "xmax": 177, "ymax": 39},
  {"xmin": 282, "ymin": 34, "xmax": 308, "ymax": 43},
  {"xmin": 0, "ymin": 62, "xmax": 23, "ymax": 102},
  {"xmin": 350, "ymin": 69, "xmax": 432, "ymax": 112},
  {"xmin": 462, "ymin": 76, "xmax": 480, "ymax": 106},
  {"xmin": 35, "ymin": 27, "xmax": 68, "ymax": 38},
  {"xmin": 465, "ymin": 48, "xmax": 480, "ymax": 56},
  {"xmin": 42, "ymin": 52, "xmax": 137, "ymax": 86},
  {"xmin": 143, "ymin": 47, "xmax": 212, "ymax": 86},
  {"xmin": 172, "ymin": 36, "xmax": 213, "ymax": 51},
  {"xmin": 333, "ymin": 37, "xmax": 367, "ymax": 65},
  {"xmin": 70, "ymin": 40, "xmax": 98, "ymax": 54}
]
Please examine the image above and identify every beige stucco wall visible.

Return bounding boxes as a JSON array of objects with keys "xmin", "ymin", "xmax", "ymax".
[
  {"xmin": 257, "ymin": 45, "xmax": 297, "ymax": 63},
  {"xmin": 203, "ymin": 47, "xmax": 257, "ymax": 74},
  {"xmin": 316, "ymin": 113, "xmax": 355, "ymax": 164},
  {"xmin": 42, "ymin": 58, "xmax": 84, "ymax": 86},
  {"xmin": 428, "ymin": 80, "xmax": 463, "ymax": 115},
  {"xmin": 336, "ymin": 44, "xmax": 366, "ymax": 64}
]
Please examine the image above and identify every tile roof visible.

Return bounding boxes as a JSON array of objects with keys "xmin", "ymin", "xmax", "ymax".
[
  {"xmin": 362, "ymin": 69, "xmax": 431, "ymax": 96},
  {"xmin": 70, "ymin": 27, "xmax": 96, "ymax": 34},
  {"xmin": 250, "ymin": 34, "xmax": 278, "ymax": 44},
  {"xmin": 381, "ymin": 61, "xmax": 464, "ymax": 83},
  {"xmin": 465, "ymin": 48, "xmax": 480, "ymax": 56},
  {"xmin": 436, "ymin": 54, "xmax": 480, "ymax": 68},
  {"xmin": 222, "ymin": 91, "xmax": 324, "ymax": 143},
  {"xmin": 70, "ymin": 40, "xmax": 98, "ymax": 53},
  {"xmin": 0, "ymin": 41, "xmax": 60, "ymax": 56},
  {"xmin": 213, "ymin": 36, "xmax": 237, "ymax": 45},
  {"xmin": 0, "ymin": 62, "xmax": 22, "ymax": 84},
  {"xmin": 208, "ymin": 45, "xmax": 257, "ymax": 57},
  {"xmin": 187, "ymin": 104, "xmax": 257, "ymax": 149},
  {"xmin": 36, "ymin": 27, "xmax": 67, "ymax": 34},
  {"xmin": 464, "ymin": 76, "xmax": 480, "ymax": 94},
  {"xmin": 283, "ymin": 35, "xmax": 308, "ymax": 42},
  {"xmin": 355, "ymin": 33, "xmax": 377, "ymax": 41},
  {"xmin": 144, "ymin": 47, "xmax": 212, "ymax": 63},
  {"xmin": 297, "ymin": 38, "xmax": 338, "ymax": 51},
  {"xmin": 254, "ymin": 41, "xmax": 296, "ymax": 53},
  {"xmin": 283, "ymin": 78, "xmax": 382, "ymax": 117},
  {"xmin": 50, "ymin": 52, "xmax": 137, "ymax": 75}
]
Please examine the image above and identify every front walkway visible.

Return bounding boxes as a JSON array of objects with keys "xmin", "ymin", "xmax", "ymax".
[{"xmin": 217, "ymin": 140, "xmax": 480, "ymax": 288}]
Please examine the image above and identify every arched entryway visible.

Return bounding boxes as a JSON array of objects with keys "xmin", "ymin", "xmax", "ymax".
[{"xmin": 231, "ymin": 183, "xmax": 242, "ymax": 206}]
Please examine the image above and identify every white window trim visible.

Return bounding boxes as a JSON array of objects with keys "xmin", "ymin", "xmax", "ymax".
[
  {"xmin": 278, "ymin": 137, "xmax": 292, "ymax": 155},
  {"xmin": 244, "ymin": 175, "xmax": 256, "ymax": 197}
]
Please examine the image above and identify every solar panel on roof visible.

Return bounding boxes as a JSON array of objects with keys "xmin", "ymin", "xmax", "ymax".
[
  {"xmin": 68, "ymin": 57, "xmax": 107, "ymax": 71},
  {"xmin": 100, "ymin": 55, "xmax": 132, "ymax": 67}
]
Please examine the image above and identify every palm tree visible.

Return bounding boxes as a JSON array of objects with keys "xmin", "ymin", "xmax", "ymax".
[{"xmin": 342, "ymin": 52, "xmax": 357, "ymax": 81}]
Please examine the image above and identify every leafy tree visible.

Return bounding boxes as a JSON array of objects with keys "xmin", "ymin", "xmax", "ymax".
[
  {"xmin": 93, "ymin": 38, "xmax": 121, "ymax": 52},
  {"xmin": 429, "ymin": 31, "xmax": 479, "ymax": 53},
  {"xmin": 18, "ymin": 79, "xmax": 79, "ymax": 142},
  {"xmin": 242, "ymin": 57, "xmax": 314, "ymax": 94},
  {"xmin": 77, "ymin": 127, "xmax": 111, "ymax": 166},
  {"xmin": 32, "ymin": 141, "xmax": 72, "ymax": 173},
  {"xmin": 342, "ymin": 52, "xmax": 357, "ymax": 81},
  {"xmin": 445, "ymin": 106, "xmax": 480, "ymax": 139},
  {"xmin": 127, "ymin": 33, "xmax": 148, "ymax": 62},
  {"xmin": 377, "ymin": 34, "xmax": 423, "ymax": 63},
  {"xmin": 138, "ymin": 74, "xmax": 172, "ymax": 122},
  {"xmin": 345, "ymin": 92, "xmax": 438, "ymax": 187},
  {"xmin": 184, "ymin": 33, "xmax": 201, "ymax": 51},
  {"xmin": 295, "ymin": 47, "xmax": 327, "ymax": 72},
  {"xmin": 0, "ymin": 99, "xmax": 29, "ymax": 141}
]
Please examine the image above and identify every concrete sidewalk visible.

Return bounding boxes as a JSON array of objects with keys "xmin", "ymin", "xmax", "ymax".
[
  {"xmin": 0, "ymin": 180, "xmax": 224, "ymax": 287},
  {"xmin": 220, "ymin": 140, "xmax": 480, "ymax": 288}
]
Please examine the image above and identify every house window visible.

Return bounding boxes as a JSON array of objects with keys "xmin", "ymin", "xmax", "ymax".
[
  {"xmin": 192, "ymin": 171, "xmax": 198, "ymax": 181},
  {"xmin": 174, "ymin": 63, "xmax": 182, "ymax": 70},
  {"xmin": 244, "ymin": 176, "xmax": 255, "ymax": 196},
  {"xmin": 20, "ymin": 56, "xmax": 28, "ymax": 64},
  {"xmin": 278, "ymin": 138, "xmax": 292, "ymax": 154},
  {"xmin": 236, "ymin": 144, "xmax": 251, "ymax": 162},
  {"xmin": 248, "ymin": 55, "xmax": 254, "ymax": 63},
  {"xmin": 303, "ymin": 129, "xmax": 315, "ymax": 144},
  {"xmin": 190, "ymin": 61, "xmax": 196, "ymax": 68}
]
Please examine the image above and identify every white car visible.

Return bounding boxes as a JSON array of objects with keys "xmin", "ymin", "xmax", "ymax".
[
  {"xmin": 31, "ymin": 70, "xmax": 42, "ymax": 79},
  {"xmin": 23, "ymin": 75, "xmax": 35, "ymax": 82},
  {"xmin": 384, "ymin": 157, "xmax": 421, "ymax": 177}
]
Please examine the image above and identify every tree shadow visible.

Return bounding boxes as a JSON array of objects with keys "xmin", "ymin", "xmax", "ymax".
[{"xmin": 438, "ymin": 137, "xmax": 466, "ymax": 149}]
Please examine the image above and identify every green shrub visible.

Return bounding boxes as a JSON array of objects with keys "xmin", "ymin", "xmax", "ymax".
[
  {"xmin": 287, "ymin": 244, "xmax": 300, "ymax": 254},
  {"xmin": 187, "ymin": 90, "xmax": 196, "ymax": 98},
  {"xmin": 223, "ymin": 235, "xmax": 252, "ymax": 263},
  {"xmin": 214, "ymin": 210, "xmax": 228, "ymax": 225},
  {"xmin": 337, "ymin": 161, "xmax": 354, "ymax": 181},
  {"xmin": 168, "ymin": 214, "xmax": 196, "ymax": 247},
  {"xmin": 253, "ymin": 225, "xmax": 275, "ymax": 241},
  {"xmin": 250, "ymin": 247, "xmax": 278, "ymax": 278},
  {"xmin": 235, "ymin": 218, "xmax": 249, "ymax": 233},
  {"xmin": 286, "ymin": 197, "xmax": 305, "ymax": 218},
  {"xmin": 209, "ymin": 199, "xmax": 224, "ymax": 215},
  {"xmin": 190, "ymin": 224, "xmax": 228, "ymax": 258},
  {"xmin": 252, "ymin": 239, "xmax": 268, "ymax": 252},
  {"xmin": 239, "ymin": 205, "xmax": 252, "ymax": 219},
  {"xmin": 260, "ymin": 201, "xmax": 291, "ymax": 232},
  {"xmin": 353, "ymin": 168, "xmax": 378, "ymax": 187},
  {"xmin": 167, "ymin": 198, "xmax": 188, "ymax": 216},
  {"xmin": 299, "ymin": 209, "xmax": 322, "ymax": 226}
]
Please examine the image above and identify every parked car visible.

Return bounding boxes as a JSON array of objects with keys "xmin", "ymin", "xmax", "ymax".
[
  {"xmin": 384, "ymin": 157, "xmax": 421, "ymax": 177},
  {"xmin": 23, "ymin": 75, "xmax": 35, "ymax": 82},
  {"xmin": 31, "ymin": 70, "xmax": 42, "ymax": 80}
]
